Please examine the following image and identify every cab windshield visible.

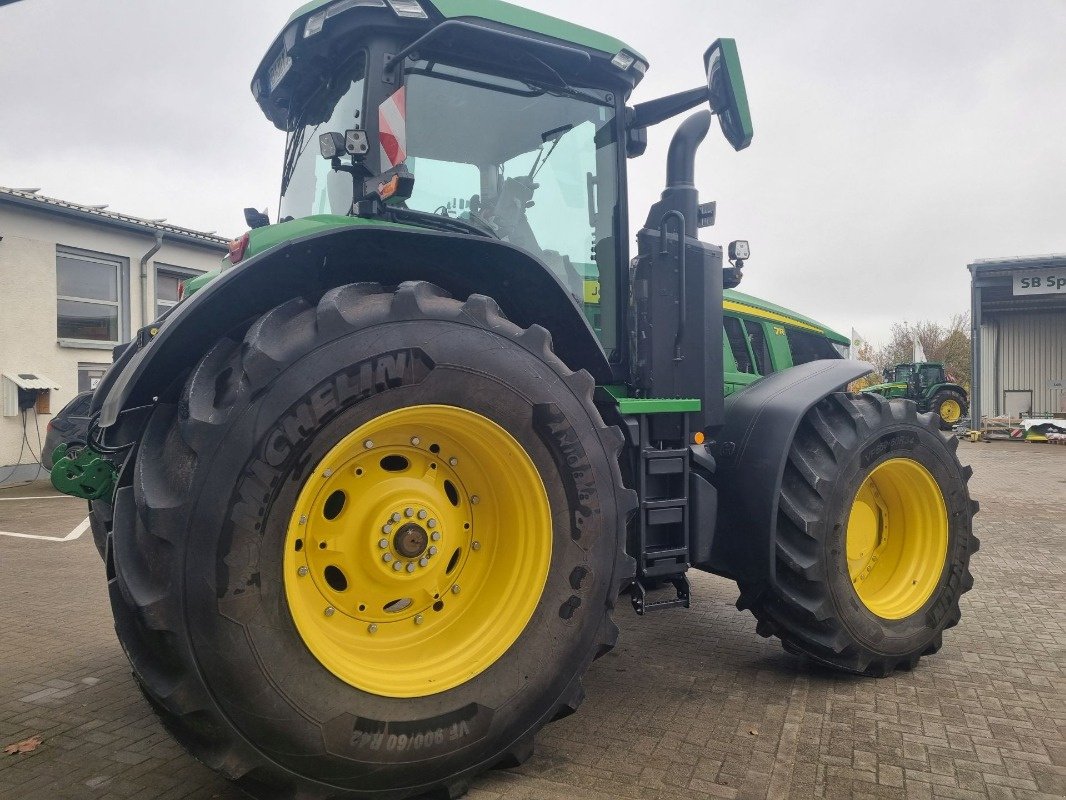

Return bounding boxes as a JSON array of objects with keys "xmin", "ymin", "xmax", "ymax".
[{"xmin": 279, "ymin": 55, "xmax": 622, "ymax": 360}]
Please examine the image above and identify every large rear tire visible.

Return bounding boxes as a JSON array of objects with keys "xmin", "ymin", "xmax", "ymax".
[
  {"xmin": 97, "ymin": 282, "xmax": 634, "ymax": 799},
  {"xmin": 930, "ymin": 388, "xmax": 968, "ymax": 430},
  {"xmin": 738, "ymin": 393, "xmax": 978, "ymax": 676}
]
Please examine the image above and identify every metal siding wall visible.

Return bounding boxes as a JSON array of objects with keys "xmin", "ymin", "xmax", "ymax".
[{"xmin": 982, "ymin": 312, "xmax": 1066, "ymax": 416}]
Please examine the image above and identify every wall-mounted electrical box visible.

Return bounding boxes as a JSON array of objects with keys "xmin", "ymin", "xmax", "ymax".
[{"xmin": 1, "ymin": 373, "xmax": 59, "ymax": 417}]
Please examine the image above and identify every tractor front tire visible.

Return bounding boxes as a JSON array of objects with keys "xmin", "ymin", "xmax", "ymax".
[
  {"xmin": 930, "ymin": 389, "xmax": 968, "ymax": 430},
  {"xmin": 739, "ymin": 393, "xmax": 978, "ymax": 676},
  {"xmin": 99, "ymin": 282, "xmax": 634, "ymax": 799}
]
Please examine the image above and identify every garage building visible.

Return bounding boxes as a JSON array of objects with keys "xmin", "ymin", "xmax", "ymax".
[{"xmin": 968, "ymin": 254, "xmax": 1066, "ymax": 423}]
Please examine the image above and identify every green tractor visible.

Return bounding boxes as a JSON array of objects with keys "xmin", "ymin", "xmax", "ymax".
[
  {"xmin": 864, "ymin": 362, "xmax": 970, "ymax": 430},
  {"xmin": 50, "ymin": 2, "xmax": 978, "ymax": 798}
]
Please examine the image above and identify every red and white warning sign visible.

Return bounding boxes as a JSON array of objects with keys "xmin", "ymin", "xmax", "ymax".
[{"xmin": 379, "ymin": 87, "xmax": 407, "ymax": 169}]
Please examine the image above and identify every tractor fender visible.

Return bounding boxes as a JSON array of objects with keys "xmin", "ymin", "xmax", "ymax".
[
  {"xmin": 697, "ymin": 358, "xmax": 873, "ymax": 584},
  {"xmin": 96, "ymin": 224, "xmax": 611, "ymax": 427}
]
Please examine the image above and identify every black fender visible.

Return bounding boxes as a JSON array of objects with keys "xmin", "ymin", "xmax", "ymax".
[
  {"xmin": 96, "ymin": 224, "xmax": 610, "ymax": 427},
  {"xmin": 697, "ymin": 359, "xmax": 873, "ymax": 583}
]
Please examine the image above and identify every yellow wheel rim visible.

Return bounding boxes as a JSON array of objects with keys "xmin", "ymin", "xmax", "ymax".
[
  {"xmin": 283, "ymin": 405, "xmax": 552, "ymax": 698},
  {"xmin": 939, "ymin": 399, "xmax": 962, "ymax": 423},
  {"xmin": 845, "ymin": 458, "xmax": 948, "ymax": 620}
]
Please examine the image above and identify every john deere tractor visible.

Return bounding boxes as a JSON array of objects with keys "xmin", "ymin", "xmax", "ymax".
[
  {"xmin": 50, "ymin": 2, "xmax": 977, "ymax": 798},
  {"xmin": 865, "ymin": 362, "xmax": 970, "ymax": 429}
]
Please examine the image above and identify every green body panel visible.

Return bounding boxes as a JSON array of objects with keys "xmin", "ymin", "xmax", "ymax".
[
  {"xmin": 863, "ymin": 381, "xmax": 909, "ymax": 399},
  {"xmin": 286, "ymin": 0, "xmax": 645, "ymax": 62},
  {"xmin": 723, "ymin": 289, "xmax": 850, "ymax": 345},
  {"xmin": 181, "ymin": 215, "xmax": 410, "ymax": 300}
]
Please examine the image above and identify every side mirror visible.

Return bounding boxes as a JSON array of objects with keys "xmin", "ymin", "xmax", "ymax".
[{"xmin": 704, "ymin": 39, "xmax": 753, "ymax": 151}]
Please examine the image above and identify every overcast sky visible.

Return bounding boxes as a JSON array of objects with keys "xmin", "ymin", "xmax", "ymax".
[{"xmin": 2, "ymin": 0, "xmax": 1064, "ymax": 345}]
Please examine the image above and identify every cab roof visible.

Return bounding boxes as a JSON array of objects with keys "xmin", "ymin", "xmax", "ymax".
[
  {"xmin": 285, "ymin": 0, "xmax": 647, "ymax": 65},
  {"xmin": 724, "ymin": 289, "xmax": 851, "ymax": 346}
]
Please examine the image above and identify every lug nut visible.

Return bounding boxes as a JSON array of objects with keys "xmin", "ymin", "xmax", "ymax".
[
  {"xmin": 325, "ymin": 607, "xmax": 336, "ymax": 617},
  {"xmin": 429, "ymin": 546, "xmax": 438, "ymax": 556},
  {"xmin": 299, "ymin": 515, "xmax": 308, "ymax": 525},
  {"xmin": 428, "ymin": 519, "xmax": 437, "ymax": 529},
  {"xmin": 392, "ymin": 513, "xmax": 402, "ymax": 523},
  {"xmin": 393, "ymin": 562, "xmax": 404, "ymax": 572},
  {"xmin": 449, "ymin": 457, "xmax": 458, "ymax": 466},
  {"xmin": 406, "ymin": 563, "xmax": 416, "ymax": 573},
  {"xmin": 379, "ymin": 538, "xmax": 389, "ymax": 548},
  {"xmin": 405, "ymin": 507, "xmax": 414, "ymax": 518},
  {"xmin": 431, "ymin": 531, "xmax": 441, "ymax": 541},
  {"xmin": 383, "ymin": 553, "xmax": 394, "ymax": 563},
  {"xmin": 472, "ymin": 541, "xmax": 482, "ymax": 551},
  {"xmin": 418, "ymin": 509, "xmax": 428, "ymax": 520},
  {"xmin": 419, "ymin": 557, "xmax": 429, "ymax": 567},
  {"xmin": 382, "ymin": 524, "xmax": 393, "ymax": 535},
  {"xmin": 411, "ymin": 436, "xmax": 421, "ymax": 446},
  {"xmin": 451, "ymin": 585, "xmax": 461, "ymax": 595},
  {"xmin": 471, "ymin": 495, "xmax": 480, "ymax": 505},
  {"xmin": 414, "ymin": 614, "xmax": 424, "ymax": 625},
  {"xmin": 368, "ymin": 624, "xmax": 378, "ymax": 634},
  {"xmin": 323, "ymin": 469, "xmax": 333, "ymax": 478},
  {"xmin": 298, "ymin": 566, "xmax": 309, "ymax": 577},
  {"xmin": 364, "ymin": 440, "xmax": 374, "ymax": 449}
]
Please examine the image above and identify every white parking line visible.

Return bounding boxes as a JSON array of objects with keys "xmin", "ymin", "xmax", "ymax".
[
  {"xmin": 0, "ymin": 517, "xmax": 91, "ymax": 542},
  {"xmin": 0, "ymin": 495, "xmax": 80, "ymax": 502}
]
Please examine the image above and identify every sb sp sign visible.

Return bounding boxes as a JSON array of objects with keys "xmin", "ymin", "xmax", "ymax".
[{"xmin": 1014, "ymin": 268, "xmax": 1066, "ymax": 296}]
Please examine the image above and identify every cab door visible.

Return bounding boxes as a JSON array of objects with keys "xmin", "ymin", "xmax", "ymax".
[{"xmin": 723, "ymin": 315, "xmax": 776, "ymax": 395}]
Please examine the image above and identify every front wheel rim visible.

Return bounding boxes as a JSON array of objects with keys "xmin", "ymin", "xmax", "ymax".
[
  {"xmin": 845, "ymin": 458, "xmax": 949, "ymax": 620},
  {"xmin": 283, "ymin": 405, "xmax": 552, "ymax": 698},
  {"xmin": 940, "ymin": 399, "xmax": 962, "ymax": 422}
]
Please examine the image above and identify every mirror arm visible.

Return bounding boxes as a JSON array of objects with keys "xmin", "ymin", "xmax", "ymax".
[{"xmin": 629, "ymin": 86, "xmax": 711, "ymax": 129}]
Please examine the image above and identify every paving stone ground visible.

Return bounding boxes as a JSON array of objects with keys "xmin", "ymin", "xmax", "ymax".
[{"xmin": 1, "ymin": 442, "xmax": 1064, "ymax": 800}]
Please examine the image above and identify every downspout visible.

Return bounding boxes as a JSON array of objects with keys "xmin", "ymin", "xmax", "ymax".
[{"xmin": 139, "ymin": 232, "xmax": 164, "ymax": 328}]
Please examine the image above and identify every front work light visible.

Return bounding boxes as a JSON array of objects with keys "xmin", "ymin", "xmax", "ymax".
[{"xmin": 387, "ymin": 0, "xmax": 428, "ymax": 19}]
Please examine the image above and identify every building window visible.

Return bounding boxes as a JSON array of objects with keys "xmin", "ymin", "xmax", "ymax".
[
  {"xmin": 155, "ymin": 264, "xmax": 199, "ymax": 320},
  {"xmin": 78, "ymin": 363, "xmax": 109, "ymax": 394},
  {"xmin": 57, "ymin": 248, "xmax": 122, "ymax": 343}
]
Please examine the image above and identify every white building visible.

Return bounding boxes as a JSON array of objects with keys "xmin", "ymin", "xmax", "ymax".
[{"xmin": 0, "ymin": 187, "xmax": 228, "ymax": 486}]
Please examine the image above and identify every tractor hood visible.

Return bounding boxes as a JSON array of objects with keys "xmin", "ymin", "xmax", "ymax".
[{"xmin": 254, "ymin": 0, "xmax": 648, "ymax": 129}]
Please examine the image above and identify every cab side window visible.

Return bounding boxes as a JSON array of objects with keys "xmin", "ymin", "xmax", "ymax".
[
  {"xmin": 745, "ymin": 320, "xmax": 774, "ymax": 375},
  {"xmin": 724, "ymin": 317, "xmax": 754, "ymax": 374}
]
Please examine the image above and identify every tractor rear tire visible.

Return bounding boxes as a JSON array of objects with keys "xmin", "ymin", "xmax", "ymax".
[
  {"xmin": 930, "ymin": 389, "xmax": 968, "ymax": 430},
  {"xmin": 738, "ymin": 393, "xmax": 978, "ymax": 676},
  {"xmin": 97, "ymin": 282, "xmax": 634, "ymax": 799}
]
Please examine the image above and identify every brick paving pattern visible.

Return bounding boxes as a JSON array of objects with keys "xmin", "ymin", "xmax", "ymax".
[{"xmin": 1, "ymin": 442, "xmax": 1063, "ymax": 799}]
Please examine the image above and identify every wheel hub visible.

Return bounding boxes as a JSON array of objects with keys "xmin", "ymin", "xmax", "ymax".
[{"xmin": 394, "ymin": 522, "xmax": 429, "ymax": 558}]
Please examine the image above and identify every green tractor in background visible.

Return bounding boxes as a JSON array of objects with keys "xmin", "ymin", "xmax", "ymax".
[
  {"xmin": 49, "ymin": 2, "xmax": 978, "ymax": 798},
  {"xmin": 864, "ymin": 362, "xmax": 970, "ymax": 430}
]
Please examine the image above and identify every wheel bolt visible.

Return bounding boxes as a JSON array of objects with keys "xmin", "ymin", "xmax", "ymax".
[
  {"xmin": 449, "ymin": 457, "xmax": 458, "ymax": 466},
  {"xmin": 364, "ymin": 440, "xmax": 374, "ymax": 449},
  {"xmin": 414, "ymin": 614, "xmax": 424, "ymax": 625},
  {"xmin": 406, "ymin": 563, "xmax": 416, "ymax": 573},
  {"xmin": 325, "ymin": 607, "xmax": 335, "ymax": 617},
  {"xmin": 472, "ymin": 541, "xmax": 482, "ymax": 551},
  {"xmin": 382, "ymin": 524, "xmax": 393, "ymax": 535},
  {"xmin": 323, "ymin": 469, "xmax": 333, "ymax": 478},
  {"xmin": 405, "ymin": 507, "xmax": 414, "ymax": 518},
  {"xmin": 471, "ymin": 495, "xmax": 480, "ymax": 505},
  {"xmin": 383, "ymin": 553, "xmax": 393, "ymax": 563},
  {"xmin": 431, "ymin": 531, "xmax": 441, "ymax": 542},
  {"xmin": 368, "ymin": 624, "xmax": 378, "ymax": 634},
  {"xmin": 379, "ymin": 538, "xmax": 389, "ymax": 548},
  {"xmin": 418, "ymin": 509, "xmax": 428, "ymax": 520},
  {"xmin": 298, "ymin": 566, "xmax": 309, "ymax": 577},
  {"xmin": 392, "ymin": 513, "xmax": 402, "ymax": 523},
  {"xmin": 393, "ymin": 562, "xmax": 403, "ymax": 572},
  {"xmin": 429, "ymin": 546, "xmax": 438, "ymax": 556},
  {"xmin": 299, "ymin": 515, "xmax": 308, "ymax": 525},
  {"xmin": 428, "ymin": 519, "xmax": 437, "ymax": 529},
  {"xmin": 451, "ymin": 585, "xmax": 461, "ymax": 595},
  {"xmin": 411, "ymin": 436, "xmax": 421, "ymax": 446},
  {"xmin": 419, "ymin": 557, "xmax": 429, "ymax": 567}
]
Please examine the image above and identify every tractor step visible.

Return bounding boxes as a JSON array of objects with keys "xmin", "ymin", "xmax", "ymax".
[{"xmin": 630, "ymin": 575, "xmax": 691, "ymax": 615}]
